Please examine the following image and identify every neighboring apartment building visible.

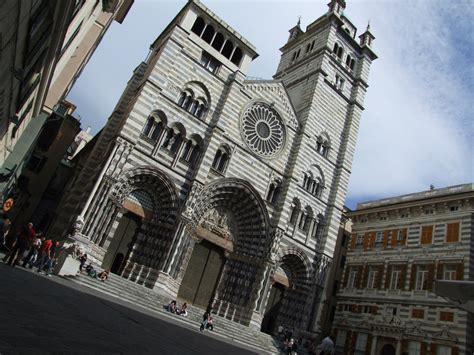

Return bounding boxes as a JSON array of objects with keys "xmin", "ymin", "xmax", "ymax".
[
  {"xmin": 333, "ymin": 184, "xmax": 473, "ymax": 355},
  {"xmin": 9, "ymin": 101, "xmax": 81, "ymax": 233},
  {"xmin": 0, "ymin": 0, "xmax": 133, "ymax": 207},
  {"xmin": 49, "ymin": 0, "xmax": 377, "ymax": 335}
]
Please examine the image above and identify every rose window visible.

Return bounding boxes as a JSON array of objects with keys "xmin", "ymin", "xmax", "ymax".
[{"xmin": 240, "ymin": 103, "xmax": 286, "ymax": 158}]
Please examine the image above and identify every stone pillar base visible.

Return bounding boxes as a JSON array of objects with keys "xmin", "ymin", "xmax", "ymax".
[
  {"xmin": 54, "ymin": 253, "xmax": 80, "ymax": 276},
  {"xmin": 54, "ymin": 233, "xmax": 92, "ymax": 276},
  {"xmin": 153, "ymin": 271, "xmax": 180, "ymax": 298}
]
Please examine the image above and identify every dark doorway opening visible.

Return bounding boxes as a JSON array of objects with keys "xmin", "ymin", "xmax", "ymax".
[
  {"xmin": 381, "ymin": 344, "xmax": 396, "ymax": 355},
  {"xmin": 102, "ymin": 212, "xmax": 141, "ymax": 275},
  {"xmin": 261, "ymin": 282, "xmax": 285, "ymax": 334}
]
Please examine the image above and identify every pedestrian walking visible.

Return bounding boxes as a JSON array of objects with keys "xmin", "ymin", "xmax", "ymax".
[
  {"xmin": 4, "ymin": 223, "xmax": 36, "ymax": 267},
  {"xmin": 0, "ymin": 214, "xmax": 11, "ymax": 251},
  {"xmin": 22, "ymin": 233, "xmax": 43, "ymax": 268},
  {"xmin": 36, "ymin": 237, "xmax": 53, "ymax": 273},
  {"xmin": 200, "ymin": 309, "xmax": 210, "ymax": 331},
  {"xmin": 319, "ymin": 333, "xmax": 336, "ymax": 355}
]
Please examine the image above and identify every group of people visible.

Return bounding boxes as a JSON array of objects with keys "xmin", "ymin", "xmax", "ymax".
[
  {"xmin": 79, "ymin": 253, "xmax": 109, "ymax": 281},
  {"xmin": 164, "ymin": 301, "xmax": 216, "ymax": 332},
  {"xmin": 278, "ymin": 325, "xmax": 336, "ymax": 355},
  {"xmin": 164, "ymin": 300, "xmax": 188, "ymax": 316},
  {"xmin": 1, "ymin": 219, "xmax": 61, "ymax": 276}
]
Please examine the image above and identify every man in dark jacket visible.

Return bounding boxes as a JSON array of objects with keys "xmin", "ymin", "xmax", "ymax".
[{"xmin": 4, "ymin": 222, "xmax": 35, "ymax": 267}]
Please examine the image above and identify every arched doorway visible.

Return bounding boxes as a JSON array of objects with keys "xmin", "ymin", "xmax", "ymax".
[
  {"xmin": 381, "ymin": 344, "xmax": 396, "ymax": 355},
  {"xmin": 262, "ymin": 249, "xmax": 312, "ymax": 332},
  {"xmin": 94, "ymin": 167, "xmax": 179, "ymax": 287},
  {"xmin": 176, "ymin": 178, "xmax": 271, "ymax": 324},
  {"xmin": 261, "ymin": 282, "xmax": 286, "ymax": 334},
  {"xmin": 178, "ymin": 240, "xmax": 225, "ymax": 309},
  {"xmin": 102, "ymin": 212, "xmax": 141, "ymax": 274}
]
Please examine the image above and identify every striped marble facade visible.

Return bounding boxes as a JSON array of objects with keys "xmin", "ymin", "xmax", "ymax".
[{"xmin": 50, "ymin": 0, "xmax": 376, "ymax": 332}]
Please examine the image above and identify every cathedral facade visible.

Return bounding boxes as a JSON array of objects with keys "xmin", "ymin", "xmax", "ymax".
[{"xmin": 51, "ymin": 0, "xmax": 376, "ymax": 333}]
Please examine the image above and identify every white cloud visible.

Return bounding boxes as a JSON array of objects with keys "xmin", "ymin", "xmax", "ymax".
[
  {"xmin": 67, "ymin": 1, "xmax": 473, "ymax": 205},
  {"xmin": 347, "ymin": 1, "xmax": 473, "ymax": 203}
]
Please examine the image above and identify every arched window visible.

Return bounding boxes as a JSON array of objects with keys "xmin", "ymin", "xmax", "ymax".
[
  {"xmin": 170, "ymin": 132, "xmax": 182, "ymax": 154},
  {"xmin": 298, "ymin": 209, "xmax": 306, "ymax": 230},
  {"xmin": 303, "ymin": 173, "xmax": 309, "ymax": 189},
  {"xmin": 211, "ymin": 145, "xmax": 231, "ymax": 173},
  {"xmin": 143, "ymin": 116, "xmax": 154, "ymax": 137},
  {"xmin": 333, "ymin": 43, "xmax": 340, "ymax": 55},
  {"xmin": 182, "ymin": 140, "xmax": 193, "ymax": 161},
  {"xmin": 230, "ymin": 47, "xmax": 243, "ymax": 66},
  {"xmin": 150, "ymin": 121, "xmax": 163, "ymax": 140},
  {"xmin": 161, "ymin": 128, "xmax": 174, "ymax": 149},
  {"xmin": 211, "ymin": 33, "xmax": 225, "ymax": 52},
  {"xmin": 303, "ymin": 206, "xmax": 313, "ymax": 232},
  {"xmin": 178, "ymin": 83, "xmax": 209, "ymax": 119},
  {"xmin": 188, "ymin": 100, "xmax": 199, "ymax": 115},
  {"xmin": 316, "ymin": 133, "xmax": 331, "ymax": 158},
  {"xmin": 142, "ymin": 111, "xmax": 167, "ymax": 141},
  {"xmin": 201, "ymin": 25, "xmax": 215, "ymax": 43},
  {"xmin": 221, "ymin": 40, "xmax": 234, "ymax": 59},
  {"xmin": 266, "ymin": 179, "xmax": 281, "ymax": 204},
  {"xmin": 337, "ymin": 46, "xmax": 343, "ymax": 59},
  {"xmin": 191, "ymin": 17, "xmax": 205, "ymax": 36},
  {"xmin": 178, "ymin": 91, "xmax": 187, "ymax": 107},
  {"xmin": 181, "ymin": 135, "xmax": 202, "ymax": 167},
  {"xmin": 190, "ymin": 144, "xmax": 200, "ymax": 165},
  {"xmin": 178, "ymin": 90, "xmax": 193, "ymax": 110},
  {"xmin": 346, "ymin": 54, "xmax": 351, "ymax": 67},
  {"xmin": 289, "ymin": 198, "xmax": 301, "ymax": 225},
  {"xmin": 303, "ymin": 165, "xmax": 325, "ymax": 198},
  {"xmin": 346, "ymin": 55, "xmax": 356, "ymax": 71},
  {"xmin": 195, "ymin": 102, "xmax": 206, "ymax": 119},
  {"xmin": 312, "ymin": 214, "xmax": 324, "ymax": 240}
]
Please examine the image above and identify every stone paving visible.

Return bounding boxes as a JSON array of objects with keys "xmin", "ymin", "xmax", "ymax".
[{"xmin": 0, "ymin": 261, "xmax": 259, "ymax": 354}]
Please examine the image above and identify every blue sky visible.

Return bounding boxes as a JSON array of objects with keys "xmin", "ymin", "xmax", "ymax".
[{"xmin": 67, "ymin": 0, "xmax": 473, "ymax": 209}]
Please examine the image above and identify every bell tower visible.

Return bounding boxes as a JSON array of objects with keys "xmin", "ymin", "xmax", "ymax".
[{"xmin": 274, "ymin": 0, "xmax": 377, "ymax": 333}]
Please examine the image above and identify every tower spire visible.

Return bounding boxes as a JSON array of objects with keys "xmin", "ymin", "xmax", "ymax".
[{"xmin": 359, "ymin": 20, "xmax": 375, "ymax": 48}]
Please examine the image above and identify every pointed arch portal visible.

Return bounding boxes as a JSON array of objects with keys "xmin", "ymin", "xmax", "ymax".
[{"xmin": 176, "ymin": 178, "xmax": 272, "ymax": 325}]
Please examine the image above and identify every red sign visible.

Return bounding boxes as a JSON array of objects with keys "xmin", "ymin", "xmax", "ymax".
[{"xmin": 3, "ymin": 198, "xmax": 14, "ymax": 212}]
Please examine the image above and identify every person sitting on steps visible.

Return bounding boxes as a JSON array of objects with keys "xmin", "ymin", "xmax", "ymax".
[
  {"xmin": 177, "ymin": 302, "xmax": 188, "ymax": 316},
  {"xmin": 85, "ymin": 263, "xmax": 97, "ymax": 278},
  {"xmin": 165, "ymin": 300, "xmax": 177, "ymax": 313},
  {"xmin": 97, "ymin": 270, "xmax": 109, "ymax": 282},
  {"xmin": 206, "ymin": 315, "xmax": 214, "ymax": 331}
]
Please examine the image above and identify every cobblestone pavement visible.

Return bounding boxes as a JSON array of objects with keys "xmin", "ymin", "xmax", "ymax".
[{"xmin": 0, "ymin": 262, "xmax": 258, "ymax": 355}]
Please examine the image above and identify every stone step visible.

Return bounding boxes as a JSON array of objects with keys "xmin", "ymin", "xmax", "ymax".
[
  {"xmin": 66, "ymin": 273, "xmax": 281, "ymax": 354},
  {"xmin": 71, "ymin": 276, "xmax": 278, "ymax": 352}
]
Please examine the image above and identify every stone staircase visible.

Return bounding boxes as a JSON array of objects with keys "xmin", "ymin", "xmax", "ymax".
[{"xmin": 64, "ymin": 272, "xmax": 282, "ymax": 354}]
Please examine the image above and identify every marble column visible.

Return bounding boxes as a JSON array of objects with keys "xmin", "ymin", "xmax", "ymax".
[
  {"xmin": 370, "ymin": 335, "xmax": 378, "ymax": 355},
  {"xmin": 396, "ymin": 339, "xmax": 401, "ymax": 355}
]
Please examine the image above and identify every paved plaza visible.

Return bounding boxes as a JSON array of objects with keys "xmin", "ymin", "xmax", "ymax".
[{"xmin": 0, "ymin": 262, "xmax": 258, "ymax": 354}]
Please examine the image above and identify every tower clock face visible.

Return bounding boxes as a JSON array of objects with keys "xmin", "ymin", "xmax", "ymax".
[{"xmin": 240, "ymin": 103, "xmax": 286, "ymax": 158}]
